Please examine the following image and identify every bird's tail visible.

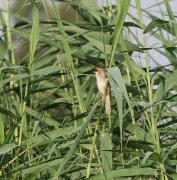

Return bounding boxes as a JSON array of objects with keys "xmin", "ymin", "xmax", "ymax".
[{"xmin": 105, "ymin": 87, "xmax": 111, "ymax": 114}]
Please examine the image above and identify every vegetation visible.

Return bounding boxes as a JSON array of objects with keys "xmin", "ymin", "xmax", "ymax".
[{"xmin": 0, "ymin": 0, "xmax": 177, "ymax": 179}]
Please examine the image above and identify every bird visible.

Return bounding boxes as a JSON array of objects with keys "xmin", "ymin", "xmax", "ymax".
[{"xmin": 95, "ymin": 67, "xmax": 111, "ymax": 114}]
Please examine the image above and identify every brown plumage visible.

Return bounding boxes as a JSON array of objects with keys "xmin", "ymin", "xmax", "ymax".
[{"xmin": 95, "ymin": 67, "xmax": 111, "ymax": 114}]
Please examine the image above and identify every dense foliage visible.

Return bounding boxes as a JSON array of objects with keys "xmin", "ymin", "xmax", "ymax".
[{"xmin": 0, "ymin": 0, "xmax": 177, "ymax": 179}]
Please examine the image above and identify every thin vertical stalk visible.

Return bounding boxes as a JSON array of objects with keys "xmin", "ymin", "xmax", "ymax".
[
  {"xmin": 135, "ymin": 1, "xmax": 167, "ymax": 179},
  {"xmin": 109, "ymin": 0, "xmax": 131, "ymax": 67},
  {"xmin": 51, "ymin": 1, "xmax": 86, "ymax": 114}
]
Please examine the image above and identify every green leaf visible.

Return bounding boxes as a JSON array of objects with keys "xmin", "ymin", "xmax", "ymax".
[
  {"xmin": 0, "ymin": 143, "xmax": 17, "ymax": 155},
  {"xmin": 22, "ymin": 158, "xmax": 64, "ymax": 177},
  {"xmin": 0, "ymin": 38, "xmax": 6, "ymax": 60},
  {"xmin": 0, "ymin": 106, "xmax": 17, "ymax": 119},
  {"xmin": 107, "ymin": 67, "xmax": 135, "ymax": 124},
  {"xmin": 109, "ymin": 0, "xmax": 131, "ymax": 66},
  {"xmin": 144, "ymin": 19, "xmax": 169, "ymax": 34},
  {"xmin": 32, "ymin": 66, "xmax": 66, "ymax": 76},
  {"xmin": 54, "ymin": 101, "xmax": 100, "ymax": 177},
  {"xmin": 100, "ymin": 132, "xmax": 112, "ymax": 179},
  {"xmin": 164, "ymin": 69, "xmax": 177, "ymax": 93},
  {"xmin": 88, "ymin": 167, "xmax": 157, "ymax": 179},
  {"xmin": 21, "ymin": 126, "xmax": 81, "ymax": 147},
  {"xmin": 0, "ymin": 117, "xmax": 4, "ymax": 143},
  {"xmin": 29, "ymin": 3, "xmax": 39, "ymax": 63}
]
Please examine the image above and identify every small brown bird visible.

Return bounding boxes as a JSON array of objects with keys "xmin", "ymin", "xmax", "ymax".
[{"xmin": 95, "ymin": 67, "xmax": 111, "ymax": 114}]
